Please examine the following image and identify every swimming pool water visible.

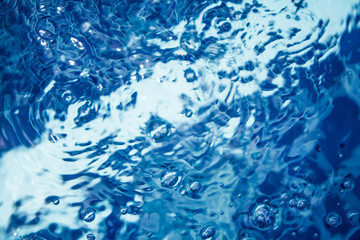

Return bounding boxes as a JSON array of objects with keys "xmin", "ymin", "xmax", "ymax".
[{"xmin": 1, "ymin": 0, "xmax": 360, "ymax": 239}]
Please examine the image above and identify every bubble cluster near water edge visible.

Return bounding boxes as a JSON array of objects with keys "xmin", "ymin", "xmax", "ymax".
[{"xmin": 1, "ymin": 0, "xmax": 360, "ymax": 239}]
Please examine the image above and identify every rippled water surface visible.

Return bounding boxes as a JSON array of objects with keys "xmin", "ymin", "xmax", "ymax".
[{"xmin": 1, "ymin": 0, "xmax": 360, "ymax": 239}]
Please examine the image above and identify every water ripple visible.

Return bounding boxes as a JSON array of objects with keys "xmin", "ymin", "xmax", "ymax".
[{"xmin": 0, "ymin": 0, "xmax": 360, "ymax": 239}]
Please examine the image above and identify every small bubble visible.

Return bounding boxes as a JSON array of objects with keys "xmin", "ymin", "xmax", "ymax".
[
  {"xmin": 161, "ymin": 171, "xmax": 180, "ymax": 188},
  {"xmin": 87, "ymin": 233, "xmax": 96, "ymax": 240},
  {"xmin": 184, "ymin": 68, "xmax": 197, "ymax": 82},
  {"xmin": 347, "ymin": 211, "xmax": 360, "ymax": 225},
  {"xmin": 209, "ymin": 211, "xmax": 215, "ymax": 216},
  {"xmin": 291, "ymin": 232, "xmax": 296, "ymax": 237},
  {"xmin": 251, "ymin": 204, "xmax": 276, "ymax": 231},
  {"xmin": 147, "ymin": 117, "xmax": 173, "ymax": 142},
  {"xmin": 219, "ymin": 182, "xmax": 224, "ymax": 188},
  {"xmin": 313, "ymin": 233, "xmax": 319, "ymax": 238},
  {"xmin": 121, "ymin": 207, "xmax": 128, "ymax": 215},
  {"xmin": 218, "ymin": 22, "xmax": 232, "ymax": 33},
  {"xmin": 296, "ymin": 199, "xmax": 308, "ymax": 209},
  {"xmin": 220, "ymin": 211, "xmax": 224, "ymax": 215},
  {"xmin": 81, "ymin": 208, "xmax": 96, "ymax": 222},
  {"xmin": 341, "ymin": 180, "xmax": 354, "ymax": 191},
  {"xmin": 337, "ymin": 153, "xmax": 343, "ymax": 159},
  {"xmin": 289, "ymin": 199, "xmax": 296, "ymax": 207},
  {"xmin": 281, "ymin": 193, "xmax": 290, "ymax": 201},
  {"xmin": 180, "ymin": 32, "xmax": 201, "ymax": 53},
  {"xmin": 200, "ymin": 226, "xmax": 216, "ymax": 239},
  {"xmin": 325, "ymin": 212, "xmax": 342, "ymax": 228},
  {"xmin": 62, "ymin": 91, "xmax": 72, "ymax": 102},
  {"xmin": 294, "ymin": 166, "xmax": 302, "ymax": 173},
  {"xmin": 52, "ymin": 198, "xmax": 60, "ymax": 205},
  {"xmin": 184, "ymin": 109, "xmax": 193, "ymax": 117},
  {"xmin": 228, "ymin": 203, "xmax": 233, "ymax": 208},
  {"xmin": 190, "ymin": 182, "xmax": 201, "ymax": 192}
]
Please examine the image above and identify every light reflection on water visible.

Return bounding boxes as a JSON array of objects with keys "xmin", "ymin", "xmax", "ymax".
[{"xmin": 1, "ymin": 0, "xmax": 360, "ymax": 239}]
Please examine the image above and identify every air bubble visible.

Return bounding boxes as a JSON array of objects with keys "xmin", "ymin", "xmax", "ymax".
[
  {"xmin": 190, "ymin": 182, "xmax": 201, "ymax": 192},
  {"xmin": 160, "ymin": 171, "xmax": 180, "ymax": 188},
  {"xmin": 217, "ymin": 22, "xmax": 232, "ymax": 33},
  {"xmin": 347, "ymin": 211, "xmax": 360, "ymax": 225},
  {"xmin": 147, "ymin": 117, "xmax": 174, "ymax": 142},
  {"xmin": 289, "ymin": 199, "xmax": 296, "ymax": 207},
  {"xmin": 81, "ymin": 208, "xmax": 96, "ymax": 222},
  {"xmin": 121, "ymin": 207, "xmax": 128, "ymax": 215},
  {"xmin": 87, "ymin": 233, "xmax": 96, "ymax": 240},
  {"xmin": 296, "ymin": 198, "xmax": 308, "ymax": 209},
  {"xmin": 325, "ymin": 212, "xmax": 342, "ymax": 228},
  {"xmin": 35, "ymin": 17, "xmax": 57, "ymax": 40},
  {"xmin": 341, "ymin": 180, "xmax": 354, "ymax": 191},
  {"xmin": 52, "ymin": 198, "xmax": 60, "ymax": 205},
  {"xmin": 250, "ymin": 204, "xmax": 276, "ymax": 231},
  {"xmin": 184, "ymin": 109, "xmax": 193, "ymax": 117},
  {"xmin": 62, "ymin": 91, "xmax": 72, "ymax": 102},
  {"xmin": 184, "ymin": 68, "xmax": 197, "ymax": 82},
  {"xmin": 200, "ymin": 226, "xmax": 216, "ymax": 239},
  {"xmin": 180, "ymin": 32, "xmax": 201, "ymax": 53}
]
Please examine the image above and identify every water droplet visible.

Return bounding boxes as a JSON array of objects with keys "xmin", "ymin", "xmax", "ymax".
[
  {"xmin": 184, "ymin": 108, "xmax": 193, "ymax": 117},
  {"xmin": 190, "ymin": 182, "xmax": 201, "ymax": 192},
  {"xmin": 81, "ymin": 208, "xmax": 96, "ymax": 222},
  {"xmin": 325, "ymin": 212, "xmax": 342, "ymax": 228},
  {"xmin": 121, "ymin": 207, "xmax": 128, "ymax": 215},
  {"xmin": 296, "ymin": 198, "xmax": 308, "ymax": 209},
  {"xmin": 62, "ymin": 91, "xmax": 72, "ymax": 102},
  {"xmin": 217, "ymin": 22, "xmax": 232, "ymax": 33},
  {"xmin": 160, "ymin": 171, "xmax": 180, "ymax": 188},
  {"xmin": 289, "ymin": 199, "xmax": 296, "ymax": 207},
  {"xmin": 251, "ymin": 204, "xmax": 276, "ymax": 231},
  {"xmin": 347, "ymin": 211, "xmax": 360, "ymax": 225},
  {"xmin": 281, "ymin": 193, "xmax": 290, "ymax": 201},
  {"xmin": 219, "ymin": 182, "xmax": 224, "ymax": 188},
  {"xmin": 52, "ymin": 198, "xmax": 60, "ymax": 205},
  {"xmin": 180, "ymin": 32, "xmax": 201, "ymax": 53},
  {"xmin": 200, "ymin": 226, "xmax": 216, "ymax": 239},
  {"xmin": 293, "ymin": 165, "xmax": 302, "ymax": 173},
  {"xmin": 87, "ymin": 233, "xmax": 96, "ymax": 240},
  {"xmin": 184, "ymin": 68, "xmax": 197, "ymax": 82},
  {"xmin": 341, "ymin": 180, "xmax": 354, "ymax": 191},
  {"xmin": 147, "ymin": 117, "xmax": 173, "ymax": 142},
  {"xmin": 35, "ymin": 17, "xmax": 57, "ymax": 40}
]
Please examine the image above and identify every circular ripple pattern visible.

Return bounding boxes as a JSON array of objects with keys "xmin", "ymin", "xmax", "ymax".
[
  {"xmin": 0, "ymin": 0, "xmax": 360, "ymax": 239},
  {"xmin": 0, "ymin": 0, "xmax": 19, "ymax": 17}
]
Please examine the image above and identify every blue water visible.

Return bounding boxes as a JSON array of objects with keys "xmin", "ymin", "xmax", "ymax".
[{"xmin": 1, "ymin": 0, "xmax": 360, "ymax": 239}]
